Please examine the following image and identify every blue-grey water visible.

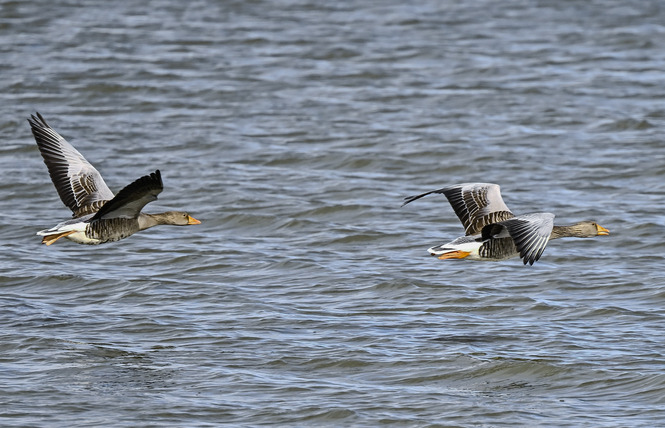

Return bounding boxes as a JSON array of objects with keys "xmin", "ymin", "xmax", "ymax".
[{"xmin": 1, "ymin": 0, "xmax": 665, "ymax": 426}]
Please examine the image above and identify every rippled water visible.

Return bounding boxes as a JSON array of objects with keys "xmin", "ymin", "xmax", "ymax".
[{"xmin": 2, "ymin": 0, "xmax": 665, "ymax": 426}]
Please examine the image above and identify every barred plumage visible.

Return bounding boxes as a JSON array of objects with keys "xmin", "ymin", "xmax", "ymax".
[
  {"xmin": 478, "ymin": 237, "xmax": 518, "ymax": 261},
  {"xmin": 86, "ymin": 218, "xmax": 140, "ymax": 243}
]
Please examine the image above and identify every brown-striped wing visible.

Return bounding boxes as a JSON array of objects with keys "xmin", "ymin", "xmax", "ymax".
[
  {"xmin": 403, "ymin": 183, "xmax": 514, "ymax": 235},
  {"xmin": 28, "ymin": 113, "xmax": 114, "ymax": 217}
]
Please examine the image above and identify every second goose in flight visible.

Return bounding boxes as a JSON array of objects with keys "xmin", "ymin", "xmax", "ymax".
[
  {"xmin": 29, "ymin": 112, "xmax": 200, "ymax": 246},
  {"xmin": 402, "ymin": 183, "xmax": 609, "ymax": 265}
]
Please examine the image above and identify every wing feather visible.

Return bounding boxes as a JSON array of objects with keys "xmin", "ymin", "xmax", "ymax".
[
  {"xmin": 28, "ymin": 113, "xmax": 114, "ymax": 217},
  {"xmin": 91, "ymin": 170, "xmax": 163, "ymax": 220},
  {"xmin": 483, "ymin": 213, "xmax": 555, "ymax": 265},
  {"xmin": 403, "ymin": 183, "xmax": 514, "ymax": 235}
]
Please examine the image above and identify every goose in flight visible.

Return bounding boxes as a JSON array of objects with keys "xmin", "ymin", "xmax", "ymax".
[
  {"xmin": 28, "ymin": 112, "xmax": 200, "ymax": 245},
  {"xmin": 402, "ymin": 183, "xmax": 609, "ymax": 265}
]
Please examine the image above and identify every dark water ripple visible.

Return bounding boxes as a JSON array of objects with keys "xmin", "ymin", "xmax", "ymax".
[{"xmin": 2, "ymin": 0, "xmax": 665, "ymax": 426}]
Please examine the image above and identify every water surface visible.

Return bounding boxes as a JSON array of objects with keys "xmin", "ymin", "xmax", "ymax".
[{"xmin": 1, "ymin": 0, "xmax": 664, "ymax": 426}]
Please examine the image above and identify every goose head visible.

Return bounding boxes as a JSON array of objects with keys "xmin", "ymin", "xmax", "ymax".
[{"xmin": 553, "ymin": 221, "xmax": 609, "ymax": 238}]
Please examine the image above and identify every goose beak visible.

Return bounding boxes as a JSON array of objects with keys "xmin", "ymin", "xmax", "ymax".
[
  {"xmin": 596, "ymin": 224, "xmax": 609, "ymax": 235},
  {"xmin": 187, "ymin": 215, "xmax": 201, "ymax": 225}
]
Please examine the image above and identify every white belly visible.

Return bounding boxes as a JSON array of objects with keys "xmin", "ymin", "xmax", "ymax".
[
  {"xmin": 428, "ymin": 237, "xmax": 483, "ymax": 258},
  {"xmin": 37, "ymin": 220, "xmax": 103, "ymax": 245},
  {"xmin": 63, "ymin": 230, "xmax": 103, "ymax": 245}
]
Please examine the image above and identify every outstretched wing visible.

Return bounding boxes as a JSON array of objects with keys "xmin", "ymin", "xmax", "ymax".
[
  {"xmin": 91, "ymin": 170, "xmax": 163, "ymax": 220},
  {"xmin": 482, "ymin": 212, "xmax": 555, "ymax": 265},
  {"xmin": 403, "ymin": 183, "xmax": 514, "ymax": 235},
  {"xmin": 28, "ymin": 112, "xmax": 114, "ymax": 217}
]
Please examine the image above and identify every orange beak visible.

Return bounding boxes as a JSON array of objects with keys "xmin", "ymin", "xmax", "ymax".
[
  {"xmin": 596, "ymin": 224, "xmax": 609, "ymax": 235},
  {"xmin": 187, "ymin": 215, "xmax": 201, "ymax": 225},
  {"xmin": 437, "ymin": 250, "xmax": 471, "ymax": 260}
]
